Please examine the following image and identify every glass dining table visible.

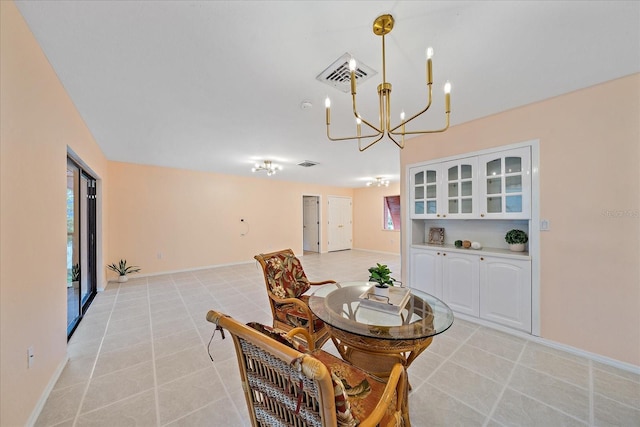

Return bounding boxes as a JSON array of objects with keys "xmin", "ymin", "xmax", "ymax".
[{"xmin": 308, "ymin": 281, "xmax": 454, "ymax": 380}]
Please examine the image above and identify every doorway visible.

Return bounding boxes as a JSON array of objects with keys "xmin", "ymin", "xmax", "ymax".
[
  {"xmin": 303, "ymin": 195, "xmax": 320, "ymax": 253},
  {"xmin": 67, "ymin": 157, "xmax": 98, "ymax": 338},
  {"xmin": 327, "ymin": 196, "xmax": 352, "ymax": 252}
]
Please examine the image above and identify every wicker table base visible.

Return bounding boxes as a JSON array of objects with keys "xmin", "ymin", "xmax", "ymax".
[{"xmin": 328, "ymin": 325, "xmax": 434, "ymax": 427}]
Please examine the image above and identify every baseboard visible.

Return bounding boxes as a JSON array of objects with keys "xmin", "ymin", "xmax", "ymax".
[
  {"xmin": 350, "ymin": 248, "xmax": 401, "ymax": 256},
  {"xmin": 454, "ymin": 313, "xmax": 640, "ymax": 375},
  {"xmin": 26, "ymin": 355, "xmax": 69, "ymax": 427},
  {"xmin": 106, "ymin": 259, "xmax": 257, "ymax": 283}
]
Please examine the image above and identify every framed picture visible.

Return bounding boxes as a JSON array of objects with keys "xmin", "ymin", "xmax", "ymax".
[{"xmin": 428, "ymin": 227, "xmax": 445, "ymax": 245}]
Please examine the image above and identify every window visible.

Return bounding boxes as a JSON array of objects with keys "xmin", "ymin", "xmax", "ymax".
[{"xmin": 384, "ymin": 195, "xmax": 401, "ymax": 230}]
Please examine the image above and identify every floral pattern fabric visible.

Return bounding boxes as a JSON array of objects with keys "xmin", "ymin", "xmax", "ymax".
[
  {"xmin": 263, "ymin": 252, "xmax": 311, "ymax": 298},
  {"xmin": 312, "ymin": 350, "xmax": 399, "ymax": 427}
]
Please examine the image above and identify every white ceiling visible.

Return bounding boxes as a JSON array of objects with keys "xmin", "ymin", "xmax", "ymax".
[{"xmin": 15, "ymin": 1, "xmax": 640, "ymax": 187}]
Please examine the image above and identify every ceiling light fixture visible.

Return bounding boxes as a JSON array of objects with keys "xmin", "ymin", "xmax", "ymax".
[
  {"xmin": 325, "ymin": 14, "xmax": 451, "ymax": 152},
  {"xmin": 251, "ymin": 160, "xmax": 280, "ymax": 176},
  {"xmin": 367, "ymin": 177, "xmax": 390, "ymax": 187}
]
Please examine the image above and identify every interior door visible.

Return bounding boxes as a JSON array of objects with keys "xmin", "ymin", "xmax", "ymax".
[
  {"xmin": 303, "ymin": 196, "xmax": 320, "ymax": 252},
  {"xmin": 327, "ymin": 196, "xmax": 352, "ymax": 252}
]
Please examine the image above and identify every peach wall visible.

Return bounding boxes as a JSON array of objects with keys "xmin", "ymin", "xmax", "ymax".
[
  {"xmin": 0, "ymin": 2, "xmax": 109, "ymax": 425},
  {"xmin": 106, "ymin": 162, "xmax": 354, "ymax": 277},
  {"xmin": 353, "ymin": 183, "xmax": 401, "ymax": 254},
  {"xmin": 401, "ymin": 74, "xmax": 640, "ymax": 366}
]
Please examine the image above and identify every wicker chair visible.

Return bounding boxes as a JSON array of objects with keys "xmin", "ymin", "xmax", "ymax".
[
  {"xmin": 254, "ymin": 249, "xmax": 335, "ymax": 349},
  {"xmin": 206, "ymin": 310, "xmax": 408, "ymax": 427}
]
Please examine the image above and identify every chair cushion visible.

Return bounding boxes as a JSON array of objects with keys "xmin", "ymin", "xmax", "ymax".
[
  {"xmin": 273, "ymin": 295, "xmax": 325, "ymax": 331},
  {"xmin": 246, "ymin": 322, "xmax": 307, "ymax": 353},
  {"xmin": 263, "ymin": 252, "xmax": 311, "ymax": 298},
  {"xmin": 312, "ymin": 350, "xmax": 399, "ymax": 426}
]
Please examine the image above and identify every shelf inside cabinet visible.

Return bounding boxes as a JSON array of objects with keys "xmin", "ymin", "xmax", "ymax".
[{"xmin": 411, "ymin": 243, "xmax": 530, "ymax": 260}]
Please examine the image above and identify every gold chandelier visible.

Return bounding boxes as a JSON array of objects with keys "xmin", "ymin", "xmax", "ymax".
[
  {"xmin": 325, "ymin": 14, "xmax": 451, "ymax": 151},
  {"xmin": 251, "ymin": 160, "xmax": 280, "ymax": 176}
]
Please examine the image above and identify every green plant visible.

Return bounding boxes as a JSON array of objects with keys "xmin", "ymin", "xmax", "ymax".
[
  {"xmin": 107, "ymin": 259, "xmax": 141, "ymax": 276},
  {"xmin": 71, "ymin": 263, "xmax": 80, "ymax": 282},
  {"xmin": 505, "ymin": 229, "xmax": 528, "ymax": 244},
  {"xmin": 368, "ymin": 263, "xmax": 396, "ymax": 287}
]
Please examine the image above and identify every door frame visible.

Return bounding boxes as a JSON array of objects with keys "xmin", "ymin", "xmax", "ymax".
[{"xmin": 66, "ymin": 152, "xmax": 101, "ymax": 339}]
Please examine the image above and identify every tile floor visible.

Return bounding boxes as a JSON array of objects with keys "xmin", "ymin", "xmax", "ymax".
[{"xmin": 36, "ymin": 250, "xmax": 639, "ymax": 426}]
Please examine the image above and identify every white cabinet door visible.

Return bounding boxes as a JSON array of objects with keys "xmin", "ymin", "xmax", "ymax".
[
  {"xmin": 441, "ymin": 157, "xmax": 478, "ymax": 219},
  {"xmin": 441, "ymin": 252, "xmax": 479, "ymax": 316},
  {"xmin": 410, "ymin": 165, "xmax": 443, "ymax": 219},
  {"xmin": 479, "ymin": 147, "xmax": 531, "ymax": 219},
  {"xmin": 409, "ymin": 248, "xmax": 442, "ymax": 298},
  {"xmin": 479, "ymin": 257, "xmax": 532, "ymax": 332}
]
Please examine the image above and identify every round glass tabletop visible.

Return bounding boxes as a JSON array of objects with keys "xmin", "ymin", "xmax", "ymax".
[{"xmin": 308, "ymin": 282, "xmax": 454, "ymax": 341}]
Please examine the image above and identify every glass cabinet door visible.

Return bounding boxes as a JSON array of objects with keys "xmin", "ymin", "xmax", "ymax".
[
  {"xmin": 443, "ymin": 158, "xmax": 476, "ymax": 217},
  {"xmin": 410, "ymin": 165, "xmax": 440, "ymax": 218},
  {"xmin": 479, "ymin": 147, "xmax": 530, "ymax": 218}
]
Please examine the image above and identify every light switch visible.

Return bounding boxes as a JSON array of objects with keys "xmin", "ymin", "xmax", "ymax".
[{"xmin": 540, "ymin": 219, "xmax": 550, "ymax": 231}]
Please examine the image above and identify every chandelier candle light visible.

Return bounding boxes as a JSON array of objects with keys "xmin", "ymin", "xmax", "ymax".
[
  {"xmin": 325, "ymin": 14, "xmax": 451, "ymax": 151},
  {"xmin": 251, "ymin": 160, "xmax": 281, "ymax": 176}
]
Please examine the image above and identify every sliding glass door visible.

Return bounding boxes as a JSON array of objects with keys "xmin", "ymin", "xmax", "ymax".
[{"xmin": 67, "ymin": 158, "xmax": 97, "ymax": 338}]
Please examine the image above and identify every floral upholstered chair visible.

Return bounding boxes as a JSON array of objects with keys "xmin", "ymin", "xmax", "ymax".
[
  {"xmin": 254, "ymin": 249, "xmax": 335, "ymax": 349},
  {"xmin": 207, "ymin": 310, "xmax": 408, "ymax": 427}
]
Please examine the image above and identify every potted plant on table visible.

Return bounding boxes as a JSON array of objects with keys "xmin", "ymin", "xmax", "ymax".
[
  {"xmin": 368, "ymin": 263, "xmax": 397, "ymax": 297},
  {"xmin": 505, "ymin": 229, "xmax": 528, "ymax": 252},
  {"xmin": 107, "ymin": 259, "xmax": 141, "ymax": 283}
]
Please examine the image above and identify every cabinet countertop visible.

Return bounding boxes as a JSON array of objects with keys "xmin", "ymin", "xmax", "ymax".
[{"xmin": 411, "ymin": 243, "xmax": 531, "ymax": 260}]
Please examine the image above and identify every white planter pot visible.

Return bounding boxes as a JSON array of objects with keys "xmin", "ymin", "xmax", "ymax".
[
  {"xmin": 373, "ymin": 285, "xmax": 390, "ymax": 298},
  {"xmin": 509, "ymin": 243, "xmax": 525, "ymax": 252},
  {"xmin": 118, "ymin": 275, "xmax": 128, "ymax": 283}
]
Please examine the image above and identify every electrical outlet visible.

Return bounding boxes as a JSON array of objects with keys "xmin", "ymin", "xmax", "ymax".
[
  {"xmin": 157, "ymin": 252, "xmax": 163, "ymax": 259},
  {"xmin": 540, "ymin": 219, "xmax": 550, "ymax": 231},
  {"xmin": 27, "ymin": 346, "xmax": 34, "ymax": 369}
]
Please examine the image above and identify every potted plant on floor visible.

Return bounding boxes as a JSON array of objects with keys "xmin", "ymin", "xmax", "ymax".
[
  {"xmin": 107, "ymin": 259, "xmax": 141, "ymax": 283},
  {"xmin": 368, "ymin": 263, "xmax": 397, "ymax": 297},
  {"xmin": 71, "ymin": 263, "xmax": 80, "ymax": 289},
  {"xmin": 505, "ymin": 229, "xmax": 528, "ymax": 252}
]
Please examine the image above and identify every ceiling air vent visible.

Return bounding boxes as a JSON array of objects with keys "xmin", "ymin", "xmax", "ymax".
[
  {"xmin": 298, "ymin": 160, "xmax": 318, "ymax": 168},
  {"xmin": 316, "ymin": 53, "xmax": 377, "ymax": 93}
]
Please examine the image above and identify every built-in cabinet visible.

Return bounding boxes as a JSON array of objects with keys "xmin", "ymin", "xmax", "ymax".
[
  {"xmin": 409, "ymin": 245, "xmax": 531, "ymax": 332},
  {"xmin": 407, "ymin": 143, "xmax": 536, "ymax": 334},
  {"xmin": 410, "ymin": 147, "xmax": 531, "ymax": 220}
]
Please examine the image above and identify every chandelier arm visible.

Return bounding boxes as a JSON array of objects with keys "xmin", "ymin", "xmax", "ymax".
[
  {"xmin": 386, "ymin": 132, "xmax": 405, "ymax": 149},
  {"xmin": 388, "ymin": 84, "xmax": 433, "ymax": 134},
  {"xmin": 326, "ymin": 126, "xmax": 381, "ymax": 142},
  {"xmin": 351, "ymin": 92, "xmax": 383, "ymax": 134},
  {"xmin": 356, "ymin": 116, "xmax": 383, "ymax": 134},
  {"xmin": 390, "ymin": 112, "xmax": 451, "ymax": 135},
  {"xmin": 358, "ymin": 133, "xmax": 386, "ymax": 152}
]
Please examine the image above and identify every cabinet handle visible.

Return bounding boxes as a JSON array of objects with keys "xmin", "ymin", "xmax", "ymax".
[
  {"xmin": 443, "ymin": 253, "xmax": 447, "ymax": 256},
  {"xmin": 437, "ymin": 252, "xmax": 440, "ymax": 255},
  {"xmin": 480, "ymin": 257, "xmax": 484, "ymax": 261},
  {"xmin": 443, "ymin": 214, "xmax": 447, "ymax": 218},
  {"xmin": 480, "ymin": 214, "xmax": 485, "ymax": 217},
  {"xmin": 437, "ymin": 214, "xmax": 440, "ymax": 217}
]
